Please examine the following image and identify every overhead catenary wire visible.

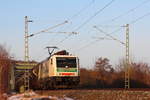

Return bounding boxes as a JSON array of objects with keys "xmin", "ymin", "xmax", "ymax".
[
  {"xmin": 95, "ymin": 10, "xmax": 150, "ymax": 43},
  {"xmin": 81, "ymin": 11, "xmax": 150, "ymax": 54},
  {"xmin": 32, "ymin": 31, "xmax": 76, "ymax": 60},
  {"xmin": 34, "ymin": 0, "xmax": 150, "ymax": 61},
  {"xmin": 98, "ymin": 26, "xmax": 123, "ymax": 35},
  {"xmin": 94, "ymin": 26, "xmax": 125, "ymax": 45},
  {"xmin": 69, "ymin": 0, "xmax": 95, "ymax": 20},
  {"xmin": 29, "ymin": 0, "xmax": 113, "ymax": 61},
  {"xmin": 56, "ymin": 0, "xmax": 116, "ymax": 45},
  {"xmin": 75, "ymin": 39, "xmax": 100, "ymax": 52},
  {"xmin": 53, "ymin": 0, "xmax": 95, "ymax": 34},
  {"xmin": 74, "ymin": 0, "xmax": 116, "ymax": 31},
  {"xmin": 56, "ymin": 34, "xmax": 73, "ymax": 45},
  {"xmin": 45, "ymin": 31, "xmax": 77, "ymax": 34},
  {"xmin": 29, "ymin": 21, "xmax": 68, "ymax": 37},
  {"xmin": 102, "ymin": 0, "xmax": 150, "ymax": 23},
  {"xmin": 97, "ymin": 25, "xmax": 122, "ymax": 28},
  {"xmin": 28, "ymin": 21, "xmax": 69, "ymax": 62},
  {"xmin": 129, "ymin": 12, "xmax": 150, "ymax": 24},
  {"xmin": 75, "ymin": 37, "xmax": 112, "ymax": 52},
  {"xmin": 93, "ymin": 0, "xmax": 150, "ymax": 42},
  {"xmin": 43, "ymin": 0, "xmax": 95, "ymax": 47},
  {"xmin": 72, "ymin": 8, "xmax": 150, "ymax": 54},
  {"xmin": 89, "ymin": 10, "xmax": 150, "ymax": 52},
  {"xmin": 72, "ymin": 4, "xmax": 150, "ymax": 68},
  {"xmin": 73, "ymin": 27, "xmax": 123, "ymax": 53}
]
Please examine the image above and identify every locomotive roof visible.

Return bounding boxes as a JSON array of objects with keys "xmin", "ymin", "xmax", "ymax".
[
  {"xmin": 53, "ymin": 50, "xmax": 69, "ymax": 55},
  {"xmin": 32, "ymin": 54, "xmax": 77, "ymax": 69},
  {"xmin": 32, "ymin": 50, "xmax": 77, "ymax": 69},
  {"xmin": 36, "ymin": 54, "xmax": 77, "ymax": 65}
]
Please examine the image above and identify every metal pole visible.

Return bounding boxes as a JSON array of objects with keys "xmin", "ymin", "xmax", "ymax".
[
  {"xmin": 24, "ymin": 16, "xmax": 30, "ymax": 91},
  {"xmin": 125, "ymin": 24, "xmax": 130, "ymax": 89}
]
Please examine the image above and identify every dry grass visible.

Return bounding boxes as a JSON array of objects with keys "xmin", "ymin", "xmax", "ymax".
[{"xmin": 36, "ymin": 89, "xmax": 150, "ymax": 100}]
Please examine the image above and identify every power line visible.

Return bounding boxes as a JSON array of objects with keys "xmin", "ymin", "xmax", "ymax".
[
  {"xmin": 59, "ymin": 0, "xmax": 95, "ymax": 32},
  {"xmin": 28, "ymin": 1, "xmax": 95, "ymax": 62},
  {"xmin": 27, "ymin": 20, "xmax": 71, "ymax": 63},
  {"xmin": 98, "ymin": 27, "xmax": 123, "ymax": 35},
  {"xmin": 56, "ymin": 0, "xmax": 116, "ymax": 46},
  {"xmin": 29, "ymin": 21, "xmax": 68, "ymax": 37},
  {"xmin": 73, "ymin": 27, "xmax": 122, "ymax": 53},
  {"xmin": 31, "ymin": 32, "xmax": 76, "ymax": 61},
  {"xmin": 75, "ymin": 36, "xmax": 114, "ymax": 52},
  {"xmin": 75, "ymin": 39, "xmax": 100, "ymax": 52},
  {"xmin": 74, "ymin": 0, "xmax": 116, "ymax": 31},
  {"xmin": 130, "ymin": 12, "xmax": 150, "ymax": 24},
  {"xmin": 94, "ymin": 26, "xmax": 123, "ymax": 38},
  {"xmin": 43, "ymin": 0, "xmax": 95, "ymax": 47},
  {"xmin": 103, "ymin": 0, "xmax": 150, "ymax": 23},
  {"xmin": 56, "ymin": 34, "xmax": 73, "ymax": 45},
  {"xmin": 94, "ymin": 26, "xmax": 125, "ymax": 45},
  {"xmin": 97, "ymin": 25, "xmax": 122, "ymax": 28},
  {"xmin": 69, "ymin": 0, "xmax": 95, "ymax": 20}
]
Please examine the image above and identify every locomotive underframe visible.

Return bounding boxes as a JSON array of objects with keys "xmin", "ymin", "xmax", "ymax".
[{"xmin": 45, "ymin": 76, "xmax": 79, "ymax": 88}]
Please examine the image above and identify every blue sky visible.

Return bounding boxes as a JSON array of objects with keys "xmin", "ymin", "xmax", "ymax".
[{"xmin": 0, "ymin": 0, "xmax": 150, "ymax": 68}]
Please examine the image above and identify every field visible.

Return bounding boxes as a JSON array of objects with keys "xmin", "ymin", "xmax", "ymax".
[{"xmin": 35, "ymin": 89, "xmax": 150, "ymax": 100}]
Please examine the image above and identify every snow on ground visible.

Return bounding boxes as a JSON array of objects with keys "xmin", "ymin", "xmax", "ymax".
[{"xmin": 7, "ymin": 91, "xmax": 74, "ymax": 100}]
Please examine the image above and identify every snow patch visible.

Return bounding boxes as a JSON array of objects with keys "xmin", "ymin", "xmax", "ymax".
[{"xmin": 8, "ymin": 91, "xmax": 74, "ymax": 100}]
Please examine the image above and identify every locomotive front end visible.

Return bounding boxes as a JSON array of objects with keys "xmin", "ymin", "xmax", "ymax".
[{"xmin": 54, "ymin": 56, "xmax": 80, "ymax": 86}]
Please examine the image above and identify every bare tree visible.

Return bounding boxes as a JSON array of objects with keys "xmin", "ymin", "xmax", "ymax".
[
  {"xmin": 94, "ymin": 57, "xmax": 114, "ymax": 88},
  {"xmin": 94, "ymin": 57, "xmax": 113, "ymax": 73},
  {"xmin": 0, "ymin": 44, "xmax": 11, "ymax": 95}
]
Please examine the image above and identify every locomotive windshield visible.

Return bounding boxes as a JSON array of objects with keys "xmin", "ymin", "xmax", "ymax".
[{"xmin": 56, "ymin": 57, "xmax": 77, "ymax": 68}]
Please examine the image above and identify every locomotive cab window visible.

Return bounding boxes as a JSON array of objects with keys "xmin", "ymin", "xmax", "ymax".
[{"xmin": 56, "ymin": 57, "xmax": 77, "ymax": 68}]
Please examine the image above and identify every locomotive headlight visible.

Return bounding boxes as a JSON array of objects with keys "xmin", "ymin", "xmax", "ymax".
[{"xmin": 65, "ymin": 66, "xmax": 68, "ymax": 68}]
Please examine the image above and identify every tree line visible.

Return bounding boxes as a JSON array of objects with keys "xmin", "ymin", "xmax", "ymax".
[{"xmin": 79, "ymin": 57, "xmax": 150, "ymax": 88}]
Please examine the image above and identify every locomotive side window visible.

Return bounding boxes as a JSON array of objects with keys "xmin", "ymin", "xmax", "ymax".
[{"xmin": 56, "ymin": 57, "xmax": 76, "ymax": 68}]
